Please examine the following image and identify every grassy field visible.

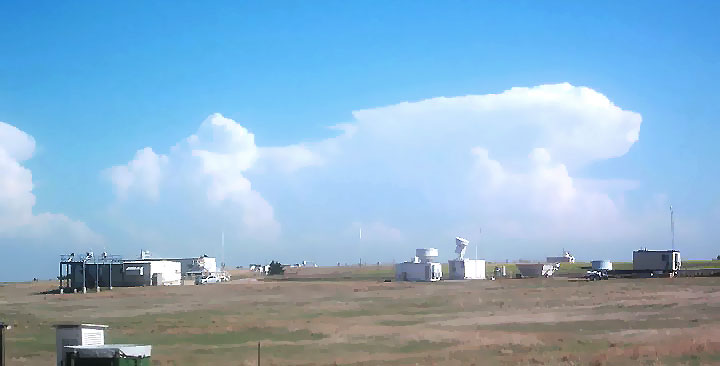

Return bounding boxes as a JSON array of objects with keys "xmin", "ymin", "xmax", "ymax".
[{"xmin": 2, "ymin": 266, "xmax": 720, "ymax": 365}]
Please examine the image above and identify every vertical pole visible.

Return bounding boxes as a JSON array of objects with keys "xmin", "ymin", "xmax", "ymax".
[
  {"xmin": 96, "ymin": 260, "xmax": 100, "ymax": 292},
  {"xmin": 59, "ymin": 261, "xmax": 63, "ymax": 294},
  {"xmin": 109, "ymin": 261, "xmax": 112, "ymax": 290},
  {"xmin": 82, "ymin": 261, "xmax": 86, "ymax": 294},
  {"xmin": 257, "ymin": 342, "xmax": 260, "ymax": 366},
  {"xmin": 1, "ymin": 322, "xmax": 7, "ymax": 366}
]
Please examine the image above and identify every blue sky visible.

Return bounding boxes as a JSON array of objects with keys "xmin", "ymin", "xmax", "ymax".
[{"xmin": 1, "ymin": 1, "xmax": 719, "ymax": 281}]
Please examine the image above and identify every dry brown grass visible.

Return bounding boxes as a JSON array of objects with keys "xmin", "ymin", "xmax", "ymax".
[{"xmin": 1, "ymin": 273, "xmax": 720, "ymax": 365}]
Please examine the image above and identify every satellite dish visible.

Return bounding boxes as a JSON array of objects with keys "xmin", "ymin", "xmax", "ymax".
[{"xmin": 455, "ymin": 237, "xmax": 469, "ymax": 260}]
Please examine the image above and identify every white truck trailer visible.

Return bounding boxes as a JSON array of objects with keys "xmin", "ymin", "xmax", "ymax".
[{"xmin": 448, "ymin": 259, "xmax": 486, "ymax": 280}]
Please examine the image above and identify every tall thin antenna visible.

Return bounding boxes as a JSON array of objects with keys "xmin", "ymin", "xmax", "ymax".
[
  {"xmin": 477, "ymin": 228, "xmax": 481, "ymax": 278},
  {"xmin": 670, "ymin": 205, "xmax": 675, "ymax": 250},
  {"xmin": 477, "ymin": 228, "xmax": 481, "ymax": 260}
]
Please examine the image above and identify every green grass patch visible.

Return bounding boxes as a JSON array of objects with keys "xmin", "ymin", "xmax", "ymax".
[
  {"xmin": 112, "ymin": 327, "xmax": 325, "ymax": 346},
  {"xmin": 683, "ymin": 259, "xmax": 720, "ymax": 269}
]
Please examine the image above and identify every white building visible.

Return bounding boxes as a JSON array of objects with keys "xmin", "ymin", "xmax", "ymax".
[
  {"xmin": 448, "ymin": 237, "xmax": 486, "ymax": 280},
  {"xmin": 60, "ymin": 252, "xmax": 211, "ymax": 291},
  {"xmin": 395, "ymin": 248, "xmax": 442, "ymax": 282},
  {"xmin": 139, "ymin": 251, "xmax": 217, "ymax": 276},
  {"xmin": 122, "ymin": 260, "xmax": 182, "ymax": 286},
  {"xmin": 633, "ymin": 249, "xmax": 681, "ymax": 272},
  {"xmin": 547, "ymin": 251, "xmax": 575, "ymax": 263}
]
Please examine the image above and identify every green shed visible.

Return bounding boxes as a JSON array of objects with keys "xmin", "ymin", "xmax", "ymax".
[{"xmin": 64, "ymin": 344, "xmax": 151, "ymax": 366}]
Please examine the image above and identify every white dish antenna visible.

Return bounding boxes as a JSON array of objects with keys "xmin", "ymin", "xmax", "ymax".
[
  {"xmin": 415, "ymin": 248, "xmax": 439, "ymax": 263},
  {"xmin": 455, "ymin": 237, "xmax": 469, "ymax": 260}
]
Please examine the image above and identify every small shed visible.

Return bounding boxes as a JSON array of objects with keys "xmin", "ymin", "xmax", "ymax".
[{"xmin": 54, "ymin": 324, "xmax": 107, "ymax": 366}]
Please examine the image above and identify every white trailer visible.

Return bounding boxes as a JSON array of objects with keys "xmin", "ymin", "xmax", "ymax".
[
  {"xmin": 633, "ymin": 250, "xmax": 681, "ymax": 272},
  {"xmin": 448, "ymin": 259, "xmax": 486, "ymax": 280}
]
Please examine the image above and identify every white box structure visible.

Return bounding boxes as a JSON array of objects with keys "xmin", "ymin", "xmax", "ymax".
[
  {"xmin": 395, "ymin": 262, "xmax": 443, "ymax": 282},
  {"xmin": 448, "ymin": 259, "xmax": 486, "ymax": 280},
  {"xmin": 54, "ymin": 324, "xmax": 107, "ymax": 366},
  {"xmin": 447, "ymin": 237, "xmax": 486, "ymax": 280},
  {"xmin": 395, "ymin": 248, "xmax": 442, "ymax": 282}
]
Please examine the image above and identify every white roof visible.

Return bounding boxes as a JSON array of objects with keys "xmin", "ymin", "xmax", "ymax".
[{"xmin": 53, "ymin": 324, "xmax": 108, "ymax": 329}]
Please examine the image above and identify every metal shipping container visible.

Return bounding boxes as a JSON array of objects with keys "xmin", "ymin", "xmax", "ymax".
[{"xmin": 632, "ymin": 250, "xmax": 681, "ymax": 272}]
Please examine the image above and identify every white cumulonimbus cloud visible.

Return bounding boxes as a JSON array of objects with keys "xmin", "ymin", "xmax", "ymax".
[
  {"xmin": 0, "ymin": 121, "xmax": 100, "ymax": 245},
  {"xmin": 270, "ymin": 83, "xmax": 647, "ymax": 248},
  {"xmin": 107, "ymin": 113, "xmax": 280, "ymax": 239},
  {"xmin": 107, "ymin": 83, "xmax": 667, "ymax": 259}
]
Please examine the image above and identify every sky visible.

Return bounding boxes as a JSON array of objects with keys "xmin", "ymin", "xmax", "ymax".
[{"xmin": 1, "ymin": 1, "xmax": 719, "ymax": 281}]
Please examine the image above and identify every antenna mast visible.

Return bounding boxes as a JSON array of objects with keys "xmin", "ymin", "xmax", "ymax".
[
  {"xmin": 477, "ymin": 228, "xmax": 481, "ymax": 260},
  {"xmin": 670, "ymin": 205, "xmax": 675, "ymax": 250}
]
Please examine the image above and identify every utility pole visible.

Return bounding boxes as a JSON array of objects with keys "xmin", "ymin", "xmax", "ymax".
[
  {"xmin": 1, "ymin": 322, "xmax": 10, "ymax": 366},
  {"xmin": 257, "ymin": 342, "xmax": 261, "ymax": 366}
]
